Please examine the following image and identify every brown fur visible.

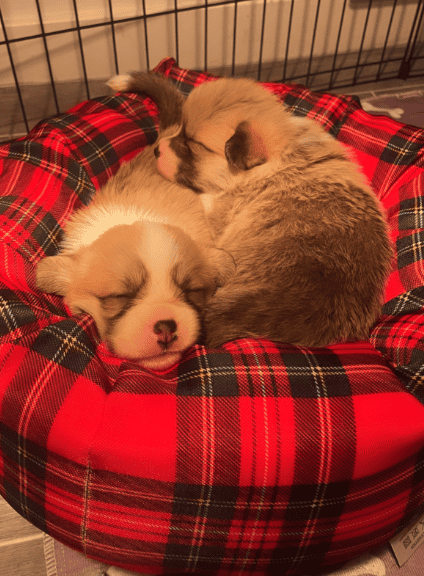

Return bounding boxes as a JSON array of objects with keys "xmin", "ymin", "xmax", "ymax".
[
  {"xmin": 110, "ymin": 73, "xmax": 393, "ymax": 349},
  {"xmin": 36, "ymin": 142, "xmax": 234, "ymax": 369}
]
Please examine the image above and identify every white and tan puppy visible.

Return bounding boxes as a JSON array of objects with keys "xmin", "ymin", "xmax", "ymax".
[
  {"xmin": 110, "ymin": 72, "xmax": 393, "ymax": 349},
  {"xmin": 36, "ymin": 143, "xmax": 233, "ymax": 370}
]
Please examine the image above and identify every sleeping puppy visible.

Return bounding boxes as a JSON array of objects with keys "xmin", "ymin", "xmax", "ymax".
[
  {"xmin": 36, "ymin": 142, "xmax": 234, "ymax": 370},
  {"xmin": 109, "ymin": 72, "xmax": 393, "ymax": 349}
]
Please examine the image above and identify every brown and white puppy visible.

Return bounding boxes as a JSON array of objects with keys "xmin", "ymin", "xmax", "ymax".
[
  {"xmin": 109, "ymin": 72, "xmax": 393, "ymax": 349},
  {"xmin": 36, "ymin": 143, "xmax": 234, "ymax": 370}
]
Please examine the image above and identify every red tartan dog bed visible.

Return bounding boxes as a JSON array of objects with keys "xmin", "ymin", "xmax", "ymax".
[{"xmin": 1, "ymin": 57, "xmax": 424, "ymax": 575}]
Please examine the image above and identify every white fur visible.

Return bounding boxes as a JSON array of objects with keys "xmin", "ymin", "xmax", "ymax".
[
  {"xmin": 62, "ymin": 204, "xmax": 171, "ymax": 253},
  {"xmin": 200, "ymin": 192, "xmax": 216, "ymax": 214},
  {"xmin": 140, "ymin": 219, "xmax": 179, "ymax": 271},
  {"xmin": 106, "ymin": 74, "xmax": 132, "ymax": 92}
]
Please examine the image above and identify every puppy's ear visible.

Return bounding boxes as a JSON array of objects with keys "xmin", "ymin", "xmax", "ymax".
[
  {"xmin": 36, "ymin": 254, "xmax": 77, "ymax": 295},
  {"xmin": 225, "ymin": 121, "xmax": 268, "ymax": 170}
]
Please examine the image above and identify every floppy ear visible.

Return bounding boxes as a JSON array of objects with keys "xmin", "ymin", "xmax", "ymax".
[
  {"xmin": 36, "ymin": 254, "xmax": 77, "ymax": 296},
  {"xmin": 225, "ymin": 121, "xmax": 268, "ymax": 170}
]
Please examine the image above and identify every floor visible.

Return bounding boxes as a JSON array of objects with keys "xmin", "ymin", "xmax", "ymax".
[
  {"xmin": 346, "ymin": 80, "xmax": 424, "ymax": 129},
  {"xmin": 0, "ymin": 497, "xmax": 46, "ymax": 576}
]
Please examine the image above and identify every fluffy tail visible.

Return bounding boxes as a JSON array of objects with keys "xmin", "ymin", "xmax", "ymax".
[{"xmin": 107, "ymin": 72, "xmax": 184, "ymax": 131}]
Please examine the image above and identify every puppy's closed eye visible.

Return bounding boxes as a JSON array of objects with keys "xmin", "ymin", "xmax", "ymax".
[
  {"xmin": 98, "ymin": 294, "xmax": 133, "ymax": 316},
  {"xmin": 186, "ymin": 138, "xmax": 215, "ymax": 155},
  {"xmin": 183, "ymin": 286, "xmax": 212, "ymax": 308}
]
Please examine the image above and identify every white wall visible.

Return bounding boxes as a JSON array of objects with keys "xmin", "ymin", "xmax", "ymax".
[{"xmin": 0, "ymin": 0, "xmax": 420, "ymax": 86}]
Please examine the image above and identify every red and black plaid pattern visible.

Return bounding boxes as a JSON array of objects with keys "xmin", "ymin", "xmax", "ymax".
[{"xmin": 1, "ymin": 57, "xmax": 424, "ymax": 575}]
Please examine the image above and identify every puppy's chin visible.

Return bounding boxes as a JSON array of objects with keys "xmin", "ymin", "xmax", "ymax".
[{"xmin": 137, "ymin": 351, "xmax": 183, "ymax": 371}]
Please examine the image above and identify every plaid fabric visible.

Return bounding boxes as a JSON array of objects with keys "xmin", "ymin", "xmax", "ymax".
[{"xmin": 1, "ymin": 57, "xmax": 424, "ymax": 575}]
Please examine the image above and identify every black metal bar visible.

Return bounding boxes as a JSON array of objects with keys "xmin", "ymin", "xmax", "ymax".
[
  {"xmin": 284, "ymin": 56, "xmax": 414, "ymax": 87},
  {"xmin": 283, "ymin": 0, "xmax": 295, "ymax": 83},
  {"xmin": 34, "ymin": 0, "xmax": 60, "ymax": 113},
  {"xmin": 107, "ymin": 0, "xmax": 119, "ymax": 75},
  {"xmin": 376, "ymin": 0, "xmax": 398, "ymax": 81},
  {"xmin": 204, "ymin": 0, "xmax": 208, "ymax": 71},
  {"xmin": 257, "ymin": 0, "xmax": 267, "ymax": 81},
  {"xmin": 352, "ymin": 0, "xmax": 373, "ymax": 85},
  {"xmin": 328, "ymin": 0, "xmax": 348, "ymax": 90},
  {"xmin": 409, "ymin": 0, "xmax": 424, "ymax": 69},
  {"xmin": 399, "ymin": 0, "xmax": 424, "ymax": 79},
  {"xmin": 0, "ymin": 0, "xmax": 268, "ymax": 48},
  {"xmin": 306, "ymin": 0, "xmax": 322, "ymax": 87},
  {"xmin": 141, "ymin": 0, "xmax": 150, "ymax": 70},
  {"xmin": 1, "ymin": 0, "xmax": 423, "ymax": 115},
  {"xmin": 0, "ymin": 8, "xmax": 30, "ymax": 133},
  {"xmin": 71, "ymin": 0, "xmax": 90, "ymax": 99},
  {"xmin": 400, "ymin": 0, "xmax": 422, "ymax": 68},
  {"xmin": 231, "ymin": 0, "xmax": 238, "ymax": 76},
  {"xmin": 174, "ymin": 0, "xmax": 179, "ymax": 65}
]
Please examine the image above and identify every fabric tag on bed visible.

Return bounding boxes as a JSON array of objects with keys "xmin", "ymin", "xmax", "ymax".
[{"xmin": 390, "ymin": 511, "xmax": 424, "ymax": 566}]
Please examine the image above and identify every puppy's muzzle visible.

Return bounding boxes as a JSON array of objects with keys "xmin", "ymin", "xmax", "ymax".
[{"xmin": 154, "ymin": 319, "xmax": 178, "ymax": 351}]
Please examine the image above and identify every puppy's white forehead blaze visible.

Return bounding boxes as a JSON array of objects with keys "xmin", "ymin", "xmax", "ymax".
[{"xmin": 139, "ymin": 221, "xmax": 179, "ymax": 295}]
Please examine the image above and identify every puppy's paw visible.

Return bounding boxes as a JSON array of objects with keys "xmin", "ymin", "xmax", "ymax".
[{"xmin": 107, "ymin": 74, "xmax": 132, "ymax": 92}]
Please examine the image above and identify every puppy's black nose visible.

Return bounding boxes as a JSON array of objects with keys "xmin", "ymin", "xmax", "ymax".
[
  {"xmin": 154, "ymin": 319, "xmax": 177, "ymax": 334},
  {"xmin": 154, "ymin": 146, "xmax": 161, "ymax": 158},
  {"xmin": 154, "ymin": 319, "xmax": 178, "ymax": 351}
]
